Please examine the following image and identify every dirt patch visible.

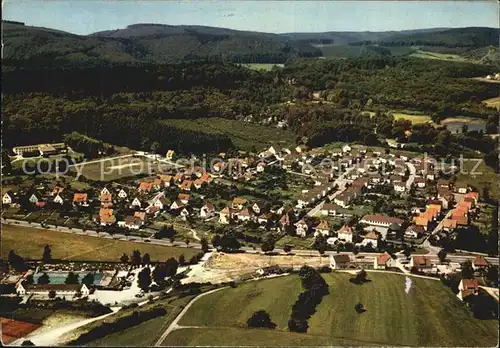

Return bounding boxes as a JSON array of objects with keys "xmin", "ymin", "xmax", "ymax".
[
  {"xmin": 1, "ymin": 318, "xmax": 41, "ymax": 344},
  {"xmin": 207, "ymin": 252, "xmax": 328, "ymax": 271}
]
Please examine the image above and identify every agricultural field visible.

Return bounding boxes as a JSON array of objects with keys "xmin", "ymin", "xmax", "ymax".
[
  {"xmin": 72, "ymin": 156, "xmax": 161, "ymax": 181},
  {"xmin": 1, "ymin": 317, "xmax": 41, "ymax": 344},
  {"xmin": 162, "ymin": 272, "xmax": 498, "ymax": 346},
  {"xmin": 163, "ymin": 117, "xmax": 295, "ymax": 151},
  {"xmin": 410, "ymin": 50, "xmax": 469, "ymax": 62},
  {"xmin": 1, "ymin": 225, "xmax": 198, "ymax": 262}
]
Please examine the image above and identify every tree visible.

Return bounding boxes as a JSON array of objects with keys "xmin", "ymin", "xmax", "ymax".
[
  {"xmin": 65, "ymin": 272, "xmax": 79, "ymax": 285},
  {"xmin": 137, "ymin": 267, "xmax": 152, "ymax": 292},
  {"xmin": 283, "ymin": 244, "xmax": 292, "ymax": 253},
  {"xmin": 461, "ymin": 260, "xmax": 474, "ymax": 279},
  {"xmin": 403, "ymin": 245, "xmax": 411, "ymax": 259},
  {"xmin": 142, "ymin": 253, "xmax": 151, "ymax": 265},
  {"xmin": 437, "ymin": 249, "xmax": 447, "ymax": 263},
  {"xmin": 81, "ymin": 273, "xmax": 95, "ymax": 286},
  {"xmin": 48, "ymin": 290, "xmax": 57, "ymax": 299},
  {"xmin": 219, "ymin": 235, "xmax": 241, "ymax": 252},
  {"xmin": 185, "ymin": 239, "xmax": 190, "ymax": 247},
  {"xmin": 247, "ymin": 310, "xmax": 276, "ymax": 329},
  {"xmin": 211, "ymin": 235, "xmax": 221, "ymax": 248},
  {"xmin": 200, "ymin": 237, "xmax": 209, "ymax": 253},
  {"xmin": 1, "ymin": 150, "xmax": 12, "ymax": 176},
  {"xmin": 21, "ymin": 340, "xmax": 35, "ymax": 346},
  {"xmin": 24, "ymin": 274, "xmax": 34, "ymax": 285},
  {"xmin": 42, "ymin": 244, "xmax": 52, "ymax": 263},
  {"xmin": 350, "ymin": 269, "xmax": 368, "ymax": 285},
  {"xmin": 8, "ymin": 250, "xmax": 27, "ymax": 271},
  {"xmin": 355, "ymin": 302, "xmax": 366, "ymax": 314},
  {"xmin": 38, "ymin": 272, "xmax": 50, "ymax": 285},
  {"xmin": 261, "ymin": 237, "xmax": 275, "ymax": 253},
  {"xmin": 485, "ymin": 265, "xmax": 499, "ymax": 287},
  {"xmin": 314, "ymin": 235, "xmax": 327, "ymax": 255},
  {"xmin": 150, "ymin": 141, "xmax": 160, "ymax": 154},
  {"xmin": 165, "ymin": 258, "xmax": 179, "ymax": 278},
  {"xmin": 178, "ymin": 254, "xmax": 186, "ymax": 266},
  {"xmin": 131, "ymin": 250, "xmax": 142, "ymax": 266},
  {"xmin": 120, "ymin": 253, "xmax": 129, "ymax": 263},
  {"xmin": 152, "ymin": 263, "xmax": 167, "ymax": 285}
]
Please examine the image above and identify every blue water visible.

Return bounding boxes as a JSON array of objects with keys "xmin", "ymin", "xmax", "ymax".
[{"xmin": 33, "ymin": 272, "xmax": 103, "ymax": 285}]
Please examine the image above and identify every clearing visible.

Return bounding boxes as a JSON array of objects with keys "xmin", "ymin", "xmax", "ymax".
[
  {"xmin": 482, "ymin": 96, "xmax": 500, "ymax": 110},
  {"xmin": 72, "ymin": 156, "xmax": 161, "ymax": 181},
  {"xmin": 162, "ymin": 117, "xmax": 295, "ymax": 151},
  {"xmin": 392, "ymin": 112, "xmax": 432, "ymax": 124},
  {"xmin": 240, "ymin": 63, "xmax": 283, "ymax": 71},
  {"xmin": 161, "ymin": 272, "xmax": 498, "ymax": 346},
  {"xmin": 2, "ymin": 225, "xmax": 198, "ymax": 262}
]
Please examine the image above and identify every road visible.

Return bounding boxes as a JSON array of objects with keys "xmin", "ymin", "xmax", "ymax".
[
  {"xmin": 154, "ymin": 287, "xmax": 227, "ymax": 346},
  {"xmin": 405, "ymin": 162, "xmax": 416, "ymax": 190},
  {"xmin": 3, "ymin": 218, "xmax": 498, "ymax": 265}
]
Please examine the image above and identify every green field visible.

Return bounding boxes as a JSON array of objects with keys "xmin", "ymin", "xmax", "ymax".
[
  {"xmin": 163, "ymin": 117, "xmax": 295, "ymax": 151},
  {"xmin": 2, "ymin": 225, "xmax": 198, "ymax": 262},
  {"xmin": 162, "ymin": 273, "xmax": 498, "ymax": 346},
  {"xmin": 240, "ymin": 63, "xmax": 283, "ymax": 71},
  {"xmin": 72, "ymin": 156, "xmax": 158, "ymax": 181},
  {"xmin": 392, "ymin": 112, "xmax": 432, "ymax": 124},
  {"xmin": 456, "ymin": 159, "xmax": 500, "ymax": 200}
]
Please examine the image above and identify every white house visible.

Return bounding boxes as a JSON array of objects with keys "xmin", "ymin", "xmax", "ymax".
[
  {"xmin": 394, "ymin": 183, "xmax": 406, "ymax": 193},
  {"xmin": 314, "ymin": 220, "xmax": 331, "ymax": 237},
  {"xmin": 53, "ymin": 194, "xmax": 64, "ymax": 205},
  {"xmin": 236, "ymin": 208, "xmax": 253, "ymax": 222},
  {"xmin": 330, "ymin": 254, "xmax": 351, "ymax": 269},
  {"xmin": 200, "ymin": 201, "xmax": 215, "ymax": 218},
  {"xmin": 337, "ymin": 225, "xmax": 354, "ymax": 243},
  {"xmin": 2, "ymin": 192, "xmax": 13, "ymax": 205},
  {"xmin": 130, "ymin": 197, "xmax": 142, "ymax": 208},
  {"xmin": 170, "ymin": 200, "xmax": 184, "ymax": 211},
  {"xmin": 457, "ymin": 279, "xmax": 479, "ymax": 301},
  {"xmin": 101, "ymin": 187, "xmax": 111, "ymax": 195},
  {"xmin": 117, "ymin": 189, "xmax": 128, "ymax": 199},
  {"xmin": 360, "ymin": 215, "xmax": 404, "ymax": 228},
  {"xmin": 180, "ymin": 208, "xmax": 190, "ymax": 220},
  {"xmin": 16, "ymin": 283, "xmax": 89, "ymax": 297},
  {"xmin": 29, "ymin": 193, "xmax": 40, "ymax": 204},
  {"xmin": 295, "ymin": 219, "xmax": 310, "ymax": 237},
  {"xmin": 360, "ymin": 232, "xmax": 378, "ymax": 248},
  {"xmin": 219, "ymin": 207, "xmax": 233, "ymax": 224},
  {"xmin": 342, "ymin": 144, "xmax": 352, "ymax": 153}
]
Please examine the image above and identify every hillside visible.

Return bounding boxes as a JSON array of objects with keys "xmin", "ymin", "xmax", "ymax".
[{"xmin": 3, "ymin": 21, "xmax": 498, "ymax": 67}]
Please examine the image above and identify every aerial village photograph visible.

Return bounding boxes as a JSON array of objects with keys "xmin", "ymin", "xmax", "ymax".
[{"xmin": 1, "ymin": 0, "xmax": 499, "ymax": 346}]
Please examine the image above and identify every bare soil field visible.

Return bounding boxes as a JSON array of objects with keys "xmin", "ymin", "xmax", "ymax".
[{"xmin": 1, "ymin": 318, "xmax": 41, "ymax": 344}]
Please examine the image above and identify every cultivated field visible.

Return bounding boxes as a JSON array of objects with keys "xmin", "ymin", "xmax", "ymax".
[
  {"xmin": 163, "ymin": 117, "xmax": 295, "ymax": 151},
  {"xmin": 2, "ymin": 225, "xmax": 198, "ymax": 262},
  {"xmin": 392, "ymin": 112, "xmax": 432, "ymax": 124},
  {"xmin": 162, "ymin": 273, "xmax": 498, "ymax": 346}
]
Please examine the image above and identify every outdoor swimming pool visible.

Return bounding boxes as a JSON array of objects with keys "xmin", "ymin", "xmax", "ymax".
[{"xmin": 33, "ymin": 272, "xmax": 104, "ymax": 285}]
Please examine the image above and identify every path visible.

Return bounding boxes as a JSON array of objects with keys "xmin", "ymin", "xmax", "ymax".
[
  {"xmin": 405, "ymin": 162, "xmax": 416, "ymax": 190},
  {"xmin": 154, "ymin": 287, "xmax": 227, "ymax": 346}
]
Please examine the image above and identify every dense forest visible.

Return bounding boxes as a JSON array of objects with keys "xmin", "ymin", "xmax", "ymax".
[{"xmin": 3, "ymin": 55, "xmax": 499, "ymax": 168}]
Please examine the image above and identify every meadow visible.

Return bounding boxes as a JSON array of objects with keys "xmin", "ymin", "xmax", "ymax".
[
  {"xmin": 161, "ymin": 272, "xmax": 498, "ymax": 346},
  {"xmin": 2, "ymin": 225, "xmax": 198, "ymax": 262},
  {"xmin": 72, "ymin": 156, "xmax": 158, "ymax": 181}
]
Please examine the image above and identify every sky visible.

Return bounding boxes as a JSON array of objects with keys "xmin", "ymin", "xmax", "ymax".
[{"xmin": 3, "ymin": 1, "xmax": 498, "ymax": 35}]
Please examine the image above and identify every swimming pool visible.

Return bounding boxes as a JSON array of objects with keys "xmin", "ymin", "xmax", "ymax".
[{"xmin": 33, "ymin": 272, "xmax": 104, "ymax": 285}]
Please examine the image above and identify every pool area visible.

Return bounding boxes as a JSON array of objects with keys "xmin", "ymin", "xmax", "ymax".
[{"xmin": 33, "ymin": 272, "xmax": 104, "ymax": 285}]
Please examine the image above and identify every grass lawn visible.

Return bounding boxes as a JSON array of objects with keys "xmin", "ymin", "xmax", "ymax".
[
  {"xmin": 275, "ymin": 235, "xmax": 314, "ymax": 250},
  {"xmin": 392, "ymin": 112, "xmax": 432, "ymax": 124},
  {"xmin": 2, "ymin": 225, "xmax": 198, "ymax": 262},
  {"xmin": 455, "ymin": 159, "xmax": 500, "ymax": 200},
  {"xmin": 163, "ymin": 117, "xmax": 295, "ymax": 151},
  {"xmin": 87, "ymin": 295, "xmax": 195, "ymax": 346},
  {"xmin": 483, "ymin": 96, "xmax": 500, "ymax": 110},
  {"xmin": 166, "ymin": 273, "xmax": 498, "ymax": 346}
]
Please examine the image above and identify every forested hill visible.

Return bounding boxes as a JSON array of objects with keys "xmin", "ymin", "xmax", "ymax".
[
  {"xmin": 3, "ymin": 21, "xmax": 498, "ymax": 67},
  {"xmin": 2, "ymin": 21, "xmax": 320, "ymax": 67}
]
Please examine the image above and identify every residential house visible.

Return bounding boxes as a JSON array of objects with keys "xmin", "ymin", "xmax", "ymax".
[
  {"xmin": 152, "ymin": 178, "xmax": 164, "ymax": 191},
  {"xmin": 321, "ymin": 203, "xmax": 340, "ymax": 217},
  {"xmin": 73, "ymin": 193, "xmax": 88, "ymax": 206},
  {"xmin": 118, "ymin": 216, "xmax": 142, "ymax": 230},
  {"xmin": 295, "ymin": 219, "xmax": 310, "ymax": 237},
  {"xmin": 180, "ymin": 208, "xmax": 191, "ymax": 220},
  {"xmin": 442, "ymin": 219, "xmax": 457, "ymax": 232},
  {"xmin": 236, "ymin": 208, "xmax": 253, "ymax": 222},
  {"xmin": 464, "ymin": 191, "xmax": 479, "ymax": 205},
  {"xmin": 166, "ymin": 150, "xmax": 175, "ymax": 160},
  {"xmin": 437, "ymin": 179, "xmax": 451, "ymax": 189},
  {"xmin": 413, "ymin": 215, "xmax": 430, "ymax": 231},
  {"xmin": 257, "ymin": 213, "xmax": 272, "ymax": 225},
  {"xmin": 361, "ymin": 232, "xmax": 378, "ymax": 248},
  {"xmin": 193, "ymin": 179, "xmax": 204, "ymax": 190},
  {"xmin": 334, "ymin": 191, "xmax": 354, "ymax": 208},
  {"xmin": 337, "ymin": 225, "xmax": 354, "ymax": 243},
  {"xmin": 51, "ymin": 186, "xmax": 64, "ymax": 196},
  {"xmin": 178, "ymin": 194, "xmax": 191, "ymax": 205},
  {"xmin": 251, "ymin": 201, "xmax": 266, "ymax": 215},
  {"xmin": 200, "ymin": 201, "xmax": 215, "ymax": 218},
  {"xmin": 200, "ymin": 172, "xmax": 213, "ymax": 184},
  {"xmin": 342, "ymin": 144, "xmax": 352, "ymax": 153},
  {"xmin": 130, "ymin": 197, "xmax": 142, "ymax": 209},
  {"xmin": 99, "ymin": 208, "xmax": 115, "ymax": 226},
  {"xmin": 170, "ymin": 200, "xmax": 184, "ymax": 211},
  {"xmin": 457, "ymin": 279, "xmax": 479, "ymax": 301},
  {"xmin": 138, "ymin": 182, "xmax": 153, "ymax": 193},
  {"xmin": 152, "ymin": 197, "xmax": 169, "ymax": 211},
  {"xmin": 314, "ymin": 220, "xmax": 331, "ymax": 237},
  {"xmin": 117, "ymin": 189, "xmax": 128, "ymax": 199},
  {"xmin": 330, "ymin": 254, "xmax": 351, "ymax": 269},
  {"xmin": 256, "ymin": 162, "xmax": 266, "ymax": 173},
  {"xmin": 180, "ymin": 180, "xmax": 193, "ymax": 191},
  {"xmin": 219, "ymin": 207, "xmax": 234, "ymax": 224},
  {"xmin": 414, "ymin": 176, "xmax": 426, "ymax": 188},
  {"xmin": 410, "ymin": 256, "xmax": 433, "ymax": 272},
  {"xmin": 394, "ymin": 182, "xmax": 406, "ymax": 193},
  {"xmin": 29, "ymin": 193, "xmax": 41, "ymax": 204},
  {"xmin": 232, "ymin": 197, "xmax": 248, "ymax": 210},
  {"xmin": 100, "ymin": 193, "xmax": 112, "ymax": 206},
  {"xmin": 405, "ymin": 224, "xmax": 425, "ymax": 238},
  {"xmin": 174, "ymin": 173, "xmax": 185, "ymax": 184},
  {"xmin": 374, "ymin": 252, "xmax": 397, "ymax": 270},
  {"xmin": 454, "ymin": 182, "xmax": 468, "ymax": 194},
  {"xmin": 101, "ymin": 187, "xmax": 111, "ymax": 195},
  {"xmin": 2, "ymin": 191, "xmax": 14, "ymax": 205},
  {"xmin": 158, "ymin": 175, "xmax": 173, "ymax": 187},
  {"xmin": 53, "ymin": 194, "xmax": 64, "ymax": 205},
  {"xmin": 16, "ymin": 283, "xmax": 90, "ymax": 297},
  {"xmin": 472, "ymin": 256, "xmax": 489, "ymax": 272},
  {"xmin": 133, "ymin": 211, "xmax": 147, "ymax": 225},
  {"xmin": 360, "ymin": 215, "xmax": 404, "ymax": 229}
]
